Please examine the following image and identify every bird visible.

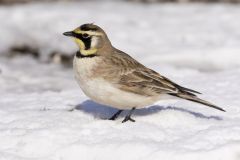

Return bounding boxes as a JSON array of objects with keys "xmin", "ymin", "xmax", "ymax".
[{"xmin": 63, "ymin": 23, "xmax": 225, "ymax": 123}]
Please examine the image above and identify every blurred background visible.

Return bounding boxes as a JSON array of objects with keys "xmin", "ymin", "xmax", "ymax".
[
  {"xmin": 1, "ymin": 0, "xmax": 240, "ymax": 159},
  {"xmin": 1, "ymin": 0, "xmax": 240, "ymax": 70},
  {"xmin": 0, "ymin": 0, "xmax": 239, "ymax": 109},
  {"xmin": 1, "ymin": 0, "xmax": 240, "ymax": 4}
]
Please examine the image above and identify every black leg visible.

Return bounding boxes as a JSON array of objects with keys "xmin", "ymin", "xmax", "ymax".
[
  {"xmin": 122, "ymin": 107, "xmax": 136, "ymax": 123},
  {"xmin": 109, "ymin": 110, "xmax": 123, "ymax": 120}
]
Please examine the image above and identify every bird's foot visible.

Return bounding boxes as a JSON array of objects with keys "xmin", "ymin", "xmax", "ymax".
[{"xmin": 122, "ymin": 116, "xmax": 135, "ymax": 123}]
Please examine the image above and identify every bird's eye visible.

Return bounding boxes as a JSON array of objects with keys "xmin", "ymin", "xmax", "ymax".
[{"xmin": 82, "ymin": 33, "xmax": 90, "ymax": 38}]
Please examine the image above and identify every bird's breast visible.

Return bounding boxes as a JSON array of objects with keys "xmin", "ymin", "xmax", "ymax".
[
  {"xmin": 73, "ymin": 55, "xmax": 101, "ymax": 81},
  {"xmin": 73, "ymin": 56, "xmax": 108, "ymax": 100}
]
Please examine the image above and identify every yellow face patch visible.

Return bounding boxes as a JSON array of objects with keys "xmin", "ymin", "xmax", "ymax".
[
  {"xmin": 72, "ymin": 28, "xmax": 101, "ymax": 56},
  {"xmin": 73, "ymin": 38, "xmax": 97, "ymax": 56},
  {"xmin": 74, "ymin": 38, "xmax": 85, "ymax": 50}
]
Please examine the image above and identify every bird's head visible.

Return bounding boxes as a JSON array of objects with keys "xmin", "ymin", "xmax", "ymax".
[{"xmin": 63, "ymin": 23, "xmax": 111, "ymax": 57}]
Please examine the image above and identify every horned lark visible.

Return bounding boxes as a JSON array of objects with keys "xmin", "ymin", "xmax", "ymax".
[{"xmin": 63, "ymin": 23, "xmax": 225, "ymax": 123}]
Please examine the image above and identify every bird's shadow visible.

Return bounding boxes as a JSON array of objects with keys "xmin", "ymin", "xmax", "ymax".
[{"xmin": 74, "ymin": 100, "xmax": 222, "ymax": 121}]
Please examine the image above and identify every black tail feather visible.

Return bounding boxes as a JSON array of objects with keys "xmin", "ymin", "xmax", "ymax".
[
  {"xmin": 169, "ymin": 93, "xmax": 225, "ymax": 112},
  {"xmin": 178, "ymin": 86, "xmax": 202, "ymax": 95}
]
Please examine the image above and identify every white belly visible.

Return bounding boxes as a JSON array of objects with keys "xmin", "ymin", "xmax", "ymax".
[{"xmin": 73, "ymin": 56, "xmax": 160, "ymax": 109}]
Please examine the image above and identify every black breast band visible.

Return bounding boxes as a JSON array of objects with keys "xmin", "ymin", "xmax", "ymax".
[{"xmin": 76, "ymin": 51, "xmax": 97, "ymax": 58}]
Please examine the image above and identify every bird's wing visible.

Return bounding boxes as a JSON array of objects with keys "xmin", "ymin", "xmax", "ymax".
[
  {"xmin": 98, "ymin": 50, "xmax": 225, "ymax": 112},
  {"xmin": 102, "ymin": 50, "xmax": 200, "ymax": 96},
  {"xmin": 117, "ymin": 67, "xmax": 201, "ymax": 97},
  {"xmin": 116, "ymin": 63, "xmax": 225, "ymax": 112},
  {"xmin": 117, "ymin": 69, "xmax": 178, "ymax": 96}
]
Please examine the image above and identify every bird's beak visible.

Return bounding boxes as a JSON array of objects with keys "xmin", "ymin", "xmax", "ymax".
[{"xmin": 63, "ymin": 31, "xmax": 74, "ymax": 37}]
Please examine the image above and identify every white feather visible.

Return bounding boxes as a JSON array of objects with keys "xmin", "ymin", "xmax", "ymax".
[{"xmin": 91, "ymin": 36, "xmax": 98, "ymax": 48}]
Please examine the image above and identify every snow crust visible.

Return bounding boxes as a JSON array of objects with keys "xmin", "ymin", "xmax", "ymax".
[{"xmin": 0, "ymin": 2, "xmax": 240, "ymax": 160}]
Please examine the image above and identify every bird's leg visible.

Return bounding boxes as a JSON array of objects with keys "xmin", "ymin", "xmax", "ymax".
[
  {"xmin": 109, "ymin": 110, "xmax": 123, "ymax": 120},
  {"xmin": 122, "ymin": 107, "xmax": 136, "ymax": 123}
]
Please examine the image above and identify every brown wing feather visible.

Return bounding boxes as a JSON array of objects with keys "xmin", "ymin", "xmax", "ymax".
[
  {"xmin": 95, "ymin": 49, "xmax": 224, "ymax": 112},
  {"xmin": 118, "ymin": 70, "xmax": 179, "ymax": 96},
  {"xmin": 98, "ymin": 50, "xmax": 187, "ymax": 96}
]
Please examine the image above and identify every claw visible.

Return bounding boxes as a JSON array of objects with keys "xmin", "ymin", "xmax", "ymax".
[
  {"xmin": 122, "ymin": 107, "xmax": 136, "ymax": 123},
  {"xmin": 122, "ymin": 116, "xmax": 135, "ymax": 123}
]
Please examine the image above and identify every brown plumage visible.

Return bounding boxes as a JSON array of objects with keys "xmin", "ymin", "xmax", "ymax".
[
  {"xmin": 94, "ymin": 49, "xmax": 225, "ymax": 112},
  {"xmin": 63, "ymin": 23, "xmax": 225, "ymax": 123}
]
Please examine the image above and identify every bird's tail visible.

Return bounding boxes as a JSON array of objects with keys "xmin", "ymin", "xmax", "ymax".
[{"xmin": 170, "ymin": 93, "xmax": 225, "ymax": 112}]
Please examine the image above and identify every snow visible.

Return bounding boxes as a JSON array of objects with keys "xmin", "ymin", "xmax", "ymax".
[{"xmin": 0, "ymin": 1, "xmax": 240, "ymax": 160}]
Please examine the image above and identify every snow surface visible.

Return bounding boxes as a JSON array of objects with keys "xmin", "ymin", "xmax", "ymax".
[{"xmin": 0, "ymin": 1, "xmax": 240, "ymax": 160}]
